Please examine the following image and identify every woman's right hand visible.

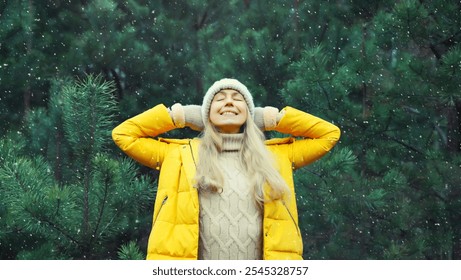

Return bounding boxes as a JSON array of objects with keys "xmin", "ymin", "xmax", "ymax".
[{"xmin": 183, "ymin": 105, "xmax": 204, "ymax": 131}]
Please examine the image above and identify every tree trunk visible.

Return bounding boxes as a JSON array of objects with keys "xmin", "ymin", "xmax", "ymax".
[
  {"xmin": 54, "ymin": 127, "xmax": 63, "ymax": 183},
  {"xmin": 361, "ymin": 24, "xmax": 372, "ymax": 120},
  {"xmin": 110, "ymin": 68, "xmax": 124, "ymax": 101},
  {"xmin": 23, "ymin": 90, "xmax": 31, "ymax": 114},
  {"xmin": 451, "ymin": 211, "xmax": 461, "ymax": 259},
  {"xmin": 446, "ymin": 101, "xmax": 461, "ymax": 152},
  {"xmin": 293, "ymin": 0, "xmax": 300, "ymax": 59},
  {"xmin": 23, "ymin": 0, "xmax": 34, "ymax": 116}
]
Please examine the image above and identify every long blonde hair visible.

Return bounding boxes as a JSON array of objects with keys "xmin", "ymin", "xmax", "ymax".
[{"xmin": 194, "ymin": 110, "xmax": 290, "ymax": 205}]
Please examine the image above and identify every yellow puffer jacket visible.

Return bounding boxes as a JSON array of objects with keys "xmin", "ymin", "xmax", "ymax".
[{"xmin": 112, "ymin": 104, "xmax": 340, "ymax": 260}]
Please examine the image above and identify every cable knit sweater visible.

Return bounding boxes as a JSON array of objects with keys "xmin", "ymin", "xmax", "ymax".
[{"xmin": 198, "ymin": 133, "xmax": 263, "ymax": 260}]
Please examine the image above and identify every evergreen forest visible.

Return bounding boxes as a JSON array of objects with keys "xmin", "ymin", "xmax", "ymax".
[{"xmin": 1, "ymin": 0, "xmax": 460, "ymax": 260}]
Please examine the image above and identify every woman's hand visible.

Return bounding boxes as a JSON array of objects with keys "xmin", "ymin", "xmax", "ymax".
[
  {"xmin": 183, "ymin": 105, "xmax": 204, "ymax": 131},
  {"xmin": 170, "ymin": 103, "xmax": 204, "ymax": 131},
  {"xmin": 254, "ymin": 106, "xmax": 280, "ymax": 131}
]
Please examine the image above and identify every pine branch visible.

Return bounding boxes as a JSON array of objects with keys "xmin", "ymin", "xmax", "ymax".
[
  {"xmin": 61, "ymin": 74, "xmax": 117, "ymax": 242},
  {"xmin": 23, "ymin": 208, "xmax": 80, "ymax": 245},
  {"xmin": 318, "ymin": 81, "xmax": 332, "ymax": 109},
  {"xmin": 117, "ymin": 241, "xmax": 144, "ymax": 260},
  {"xmin": 82, "ymin": 161, "xmax": 91, "ymax": 238},
  {"xmin": 92, "ymin": 167, "xmax": 111, "ymax": 240},
  {"xmin": 381, "ymin": 133, "xmax": 424, "ymax": 154}
]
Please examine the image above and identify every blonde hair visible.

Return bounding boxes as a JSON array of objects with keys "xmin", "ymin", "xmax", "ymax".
[{"xmin": 194, "ymin": 110, "xmax": 290, "ymax": 205}]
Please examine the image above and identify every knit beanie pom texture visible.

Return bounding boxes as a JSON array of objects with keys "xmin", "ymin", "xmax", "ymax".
[{"xmin": 201, "ymin": 78, "xmax": 255, "ymax": 125}]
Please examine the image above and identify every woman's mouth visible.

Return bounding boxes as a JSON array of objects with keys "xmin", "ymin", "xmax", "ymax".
[{"xmin": 221, "ymin": 111, "xmax": 237, "ymax": 115}]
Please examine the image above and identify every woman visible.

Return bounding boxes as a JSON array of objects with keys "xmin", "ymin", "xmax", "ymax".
[{"xmin": 112, "ymin": 78, "xmax": 340, "ymax": 260}]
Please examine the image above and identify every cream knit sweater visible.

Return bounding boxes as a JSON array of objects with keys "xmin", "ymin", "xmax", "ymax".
[{"xmin": 198, "ymin": 133, "xmax": 263, "ymax": 260}]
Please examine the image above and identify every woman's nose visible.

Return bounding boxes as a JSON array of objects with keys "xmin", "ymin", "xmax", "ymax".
[{"xmin": 224, "ymin": 97, "xmax": 234, "ymax": 105}]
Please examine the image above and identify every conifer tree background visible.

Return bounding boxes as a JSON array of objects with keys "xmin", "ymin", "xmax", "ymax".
[{"xmin": 1, "ymin": 0, "xmax": 460, "ymax": 259}]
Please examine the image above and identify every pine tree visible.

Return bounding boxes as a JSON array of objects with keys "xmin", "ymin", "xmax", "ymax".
[
  {"xmin": 0, "ymin": 75, "xmax": 154, "ymax": 259},
  {"xmin": 280, "ymin": 0, "xmax": 461, "ymax": 259},
  {"xmin": 0, "ymin": 0, "xmax": 52, "ymax": 132}
]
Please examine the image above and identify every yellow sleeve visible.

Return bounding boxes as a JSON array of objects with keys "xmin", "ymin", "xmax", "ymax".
[
  {"xmin": 274, "ymin": 106, "xmax": 341, "ymax": 169},
  {"xmin": 111, "ymin": 104, "xmax": 177, "ymax": 170}
]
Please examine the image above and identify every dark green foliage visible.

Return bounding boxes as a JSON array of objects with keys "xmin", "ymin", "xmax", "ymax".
[
  {"xmin": 61, "ymin": 75, "xmax": 116, "ymax": 157},
  {"xmin": 1, "ymin": 0, "xmax": 460, "ymax": 260},
  {"xmin": 0, "ymin": 76, "xmax": 154, "ymax": 259},
  {"xmin": 282, "ymin": 0, "xmax": 461, "ymax": 259},
  {"xmin": 117, "ymin": 241, "xmax": 145, "ymax": 260}
]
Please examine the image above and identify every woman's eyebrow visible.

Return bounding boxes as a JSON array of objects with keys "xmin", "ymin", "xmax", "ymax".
[
  {"xmin": 214, "ymin": 92, "xmax": 225, "ymax": 98},
  {"xmin": 212, "ymin": 90, "xmax": 243, "ymax": 101}
]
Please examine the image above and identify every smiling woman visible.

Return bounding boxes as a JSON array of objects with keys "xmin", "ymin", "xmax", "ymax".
[
  {"xmin": 208, "ymin": 89, "xmax": 248, "ymax": 133},
  {"xmin": 112, "ymin": 78, "xmax": 341, "ymax": 260}
]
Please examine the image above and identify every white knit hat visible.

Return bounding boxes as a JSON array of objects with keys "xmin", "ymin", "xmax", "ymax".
[{"xmin": 201, "ymin": 78, "xmax": 255, "ymax": 125}]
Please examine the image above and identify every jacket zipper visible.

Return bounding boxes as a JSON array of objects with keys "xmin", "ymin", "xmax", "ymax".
[
  {"xmin": 153, "ymin": 195, "xmax": 168, "ymax": 226},
  {"xmin": 282, "ymin": 200, "xmax": 301, "ymax": 237}
]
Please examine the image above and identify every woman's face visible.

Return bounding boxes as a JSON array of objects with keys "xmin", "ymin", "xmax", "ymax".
[{"xmin": 209, "ymin": 89, "xmax": 248, "ymax": 134}]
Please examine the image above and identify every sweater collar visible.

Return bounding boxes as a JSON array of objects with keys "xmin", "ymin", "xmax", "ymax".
[{"xmin": 220, "ymin": 133, "xmax": 244, "ymax": 152}]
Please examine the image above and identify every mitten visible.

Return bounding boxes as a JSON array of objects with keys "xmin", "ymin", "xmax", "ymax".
[
  {"xmin": 170, "ymin": 103, "xmax": 204, "ymax": 131},
  {"xmin": 183, "ymin": 105, "xmax": 204, "ymax": 131},
  {"xmin": 253, "ymin": 106, "xmax": 280, "ymax": 131}
]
